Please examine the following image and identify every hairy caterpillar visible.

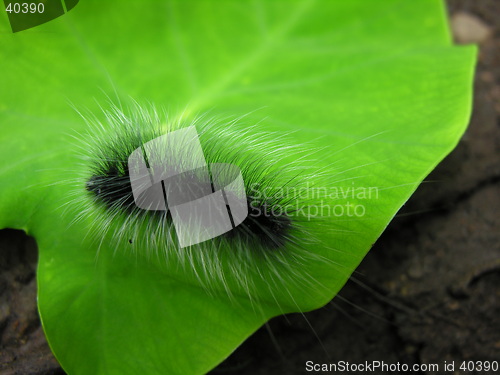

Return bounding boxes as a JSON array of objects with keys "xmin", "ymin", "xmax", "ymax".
[{"xmin": 66, "ymin": 101, "xmax": 348, "ymax": 305}]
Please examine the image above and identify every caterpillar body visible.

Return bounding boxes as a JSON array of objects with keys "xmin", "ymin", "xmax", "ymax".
[{"xmin": 68, "ymin": 102, "xmax": 344, "ymax": 307}]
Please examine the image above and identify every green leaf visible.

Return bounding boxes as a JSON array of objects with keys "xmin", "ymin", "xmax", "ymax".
[{"xmin": 0, "ymin": 1, "xmax": 476, "ymax": 374}]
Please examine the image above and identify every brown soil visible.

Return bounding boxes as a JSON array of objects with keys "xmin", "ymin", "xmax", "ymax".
[{"xmin": 1, "ymin": 1, "xmax": 499, "ymax": 374}]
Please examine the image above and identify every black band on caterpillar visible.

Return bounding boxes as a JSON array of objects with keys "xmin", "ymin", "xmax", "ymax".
[{"xmin": 85, "ymin": 150, "xmax": 294, "ymax": 251}]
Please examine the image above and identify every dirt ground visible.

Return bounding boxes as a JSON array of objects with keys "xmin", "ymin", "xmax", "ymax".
[{"xmin": 1, "ymin": 1, "xmax": 499, "ymax": 374}]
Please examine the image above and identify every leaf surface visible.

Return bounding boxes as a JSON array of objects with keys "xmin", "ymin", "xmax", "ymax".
[{"xmin": 0, "ymin": 1, "xmax": 475, "ymax": 374}]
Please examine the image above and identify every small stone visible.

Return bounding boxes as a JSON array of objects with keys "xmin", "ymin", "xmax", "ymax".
[
  {"xmin": 0, "ymin": 301, "xmax": 10, "ymax": 323},
  {"xmin": 408, "ymin": 265, "xmax": 423, "ymax": 280},
  {"xmin": 480, "ymin": 71, "xmax": 494, "ymax": 83},
  {"xmin": 451, "ymin": 12, "xmax": 492, "ymax": 44}
]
